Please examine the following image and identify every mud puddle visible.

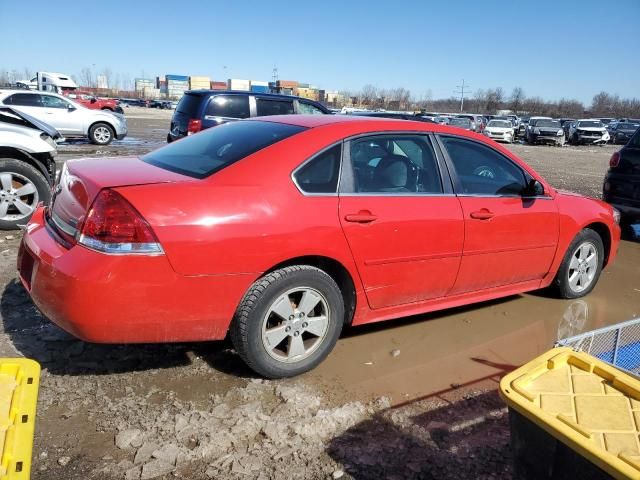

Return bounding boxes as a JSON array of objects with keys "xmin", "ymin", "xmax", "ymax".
[{"xmin": 309, "ymin": 240, "xmax": 640, "ymax": 405}]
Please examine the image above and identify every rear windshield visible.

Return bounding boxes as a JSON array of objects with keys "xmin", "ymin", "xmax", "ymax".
[
  {"xmin": 450, "ymin": 118, "xmax": 471, "ymax": 126},
  {"xmin": 175, "ymin": 94, "xmax": 202, "ymax": 116},
  {"xmin": 143, "ymin": 121, "xmax": 306, "ymax": 178}
]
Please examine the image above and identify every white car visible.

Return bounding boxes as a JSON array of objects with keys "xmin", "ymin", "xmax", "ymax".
[
  {"xmin": 0, "ymin": 89, "xmax": 127, "ymax": 145},
  {"xmin": 483, "ymin": 119, "xmax": 514, "ymax": 143},
  {"xmin": 0, "ymin": 107, "xmax": 58, "ymax": 229},
  {"xmin": 568, "ymin": 119, "xmax": 610, "ymax": 145}
]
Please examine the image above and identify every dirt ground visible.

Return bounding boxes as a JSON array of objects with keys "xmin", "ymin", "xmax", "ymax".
[{"xmin": 3, "ymin": 108, "xmax": 639, "ymax": 480}]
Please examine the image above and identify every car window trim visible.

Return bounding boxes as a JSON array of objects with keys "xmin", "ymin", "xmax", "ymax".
[
  {"xmin": 291, "ymin": 141, "xmax": 344, "ymax": 197},
  {"xmin": 434, "ymin": 133, "xmax": 552, "ymax": 199},
  {"xmin": 339, "ymin": 132, "xmax": 451, "ymax": 196}
]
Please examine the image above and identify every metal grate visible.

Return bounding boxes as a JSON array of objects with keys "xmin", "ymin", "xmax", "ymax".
[{"xmin": 556, "ymin": 318, "xmax": 640, "ymax": 378}]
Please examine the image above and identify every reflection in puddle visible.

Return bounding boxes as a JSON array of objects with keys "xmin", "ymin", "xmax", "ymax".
[
  {"xmin": 556, "ymin": 300, "xmax": 589, "ymax": 341},
  {"xmin": 309, "ymin": 241, "xmax": 640, "ymax": 405}
]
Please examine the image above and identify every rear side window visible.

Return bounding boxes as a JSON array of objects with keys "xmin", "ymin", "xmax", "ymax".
[
  {"xmin": 4, "ymin": 93, "xmax": 42, "ymax": 107},
  {"xmin": 176, "ymin": 94, "xmax": 202, "ymax": 116},
  {"xmin": 294, "ymin": 144, "xmax": 341, "ymax": 194},
  {"xmin": 348, "ymin": 135, "xmax": 442, "ymax": 194},
  {"xmin": 256, "ymin": 98, "xmax": 294, "ymax": 116},
  {"xmin": 143, "ymin": 121, "xmax": 306, "ymax": 179},
  {"xmin": 206, "ymin": 95, "xmax": 250, "ymax": 119}
]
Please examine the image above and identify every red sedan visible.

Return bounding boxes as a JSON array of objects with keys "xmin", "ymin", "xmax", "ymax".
[{"xmin": 18, "ymin": 115, "xmax": 621, "ymax": 378}]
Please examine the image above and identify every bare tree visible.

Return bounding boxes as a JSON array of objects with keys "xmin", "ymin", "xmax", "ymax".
[
  {"xmin": 79, "ymin": 67, "xmax": 94, "ymax": 88},
  {"xmin": 361, "ymin": 84, "xmax": 377, "ymax": 107},
  {"xmin": 100, "ymin": 68, "xmax": 113, "ymax": 89},
  {"xmin": 509, "ymin": 87, "xmax": 525, "ymax": 114},
  {"xmin": 22, "ymin": 67, "xmax": 33, "ymax": 81}
]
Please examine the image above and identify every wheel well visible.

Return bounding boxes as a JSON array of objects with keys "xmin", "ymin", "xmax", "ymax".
[
  {"xmin": 264, "ymin": 256, "xmax": 357, "ymax": 325},
  {"xmin": 0, "ymin": 147, "xmax": 52, "ymax": 184},
  {"xmin": 89, "ymin": 121, "xmax": 115, "ymax": 133},
  {"xmin": 585, "ymin": 222, "xmax": 612, "ymax": 266},
  {"xmin": 100, "ymin": 107, "xmax": 114, "ymax": 111}
]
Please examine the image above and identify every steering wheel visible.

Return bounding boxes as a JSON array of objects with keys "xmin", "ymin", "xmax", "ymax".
[{"xmin": 473, "ymin": 165, "xmax": 496, "ymax": 179}]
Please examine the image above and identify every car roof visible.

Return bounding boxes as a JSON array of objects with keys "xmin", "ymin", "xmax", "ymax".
[
  {"xmin": 0, "ymin": 89, "xmax": 62, "ymax": 97},
  {"xmin": 185, "ymin": 89, "xmax": 323, "ymax": 104},
  {"xmin": 250, "ymin": 114, "xmax": 480, "ymax": 134}
]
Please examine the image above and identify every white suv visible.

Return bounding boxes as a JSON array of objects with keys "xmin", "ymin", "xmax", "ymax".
[{"xmin": 0, "ymin": 90, "xmax": 127, "ymax": 145}]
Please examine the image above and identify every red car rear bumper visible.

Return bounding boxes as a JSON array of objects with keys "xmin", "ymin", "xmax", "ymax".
[{"xmin": 18, "ymin": 207, "xmax": 253, "ymax": 343}]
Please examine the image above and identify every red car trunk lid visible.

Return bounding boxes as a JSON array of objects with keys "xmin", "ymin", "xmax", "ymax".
[{"xmin": 49, "ymin": 156, "xmax": 191, "ymax": 242}]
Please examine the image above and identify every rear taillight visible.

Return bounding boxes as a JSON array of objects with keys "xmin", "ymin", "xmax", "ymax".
[
  {"xmin": 609, "ymin": 151, "xmax": 621, "ymax": 168},
  {"xmin": 78, "ymin": 189, "xmax": 163, "ymax": 254},
  {"xmin": 187, "ymin": 119, "xmax": 202, "ymax": 135}
]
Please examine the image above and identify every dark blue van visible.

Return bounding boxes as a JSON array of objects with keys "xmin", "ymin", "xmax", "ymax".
[{"xmin": 167, "ymin": 90, "xmax": 330, "ymax": 142}]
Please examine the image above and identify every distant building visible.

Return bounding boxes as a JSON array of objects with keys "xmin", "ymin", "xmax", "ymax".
[
  {"xmin": 135, "ymin": 78, "xmax": 155, "ymax": 92},
  {"xmin": 96, "ymin": 75, "xmax": 108, "ymax": 89}
]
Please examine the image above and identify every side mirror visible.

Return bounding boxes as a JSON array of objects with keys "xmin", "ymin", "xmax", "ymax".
[
  {"xmin": 90, "ymin": 97, "xmax": 97, "ymax": 103},
  {"xmin": 67, "ymin": 104, "xmax": 76, "ymax": 112},
  {"xmin": 524, "ymin": 179, "xmax": 545, "ymax": 197}
]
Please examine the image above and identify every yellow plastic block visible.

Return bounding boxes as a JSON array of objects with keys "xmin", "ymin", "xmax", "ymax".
[
  {"xmin": 500, "ymin": 348, "xmax": 640, "ymax": 480},
  {"xmin": 0, "ymin": 359, "xmax": 40, "ymax": 480}
]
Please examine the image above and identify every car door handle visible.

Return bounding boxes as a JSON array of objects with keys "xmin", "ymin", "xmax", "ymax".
[
  {"xmin": 470, "ymin": 209, "xmax": 494, "ymax": 220},
  {"xmin": 344, "ymin": 211, "xmax": 377, "ymax": 223}
]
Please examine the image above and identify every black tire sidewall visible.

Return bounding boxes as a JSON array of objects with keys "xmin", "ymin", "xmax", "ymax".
[
  {"xmin": 89, "ymin": 122, "xmax": 114, "ymax": 145},
  {"xmin": 556, "ymin": 229, "xmax": 605, "ymax": 299},
  {"xmin": 0, "ymin": 158, "xmax": 51, "ymax": 230},
  {"xmin": 235, "ymin": 268, "xmax": 344, "ymax": 378}
]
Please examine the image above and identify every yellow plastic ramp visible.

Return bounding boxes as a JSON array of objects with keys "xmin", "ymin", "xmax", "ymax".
[
  {"xmin": 500, "ymin": 347, "xmax": 640, "ymax": 480},
  {"xmin": 0, "ymin": 359, "xmax": 40, "ymax": 480}
]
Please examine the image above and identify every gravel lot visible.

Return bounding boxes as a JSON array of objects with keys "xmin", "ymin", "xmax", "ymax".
[{"xmin": 2, "ymin": 108, "xmax": 638, "ymax": 479}]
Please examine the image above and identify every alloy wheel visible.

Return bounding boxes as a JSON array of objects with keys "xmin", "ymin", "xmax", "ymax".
[
  {"xmin": 261, "ymin": 287, "xmax": 330, "ymax": 363},
  {"xmin": 94, "ymin": 126, "xmax": 112, "ymax": 143},
  {"xmin": 0, "ymin": 172, "xmax": 39, "ymax": 221},
  {"xmin": 568, "ymin": 242, "xmax": 598, "ymax": 293}
]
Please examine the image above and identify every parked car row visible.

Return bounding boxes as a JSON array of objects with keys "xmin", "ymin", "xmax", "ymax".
[{"xmin": 118, "ymin": 98, "xmax": 177, "ymax": 109}]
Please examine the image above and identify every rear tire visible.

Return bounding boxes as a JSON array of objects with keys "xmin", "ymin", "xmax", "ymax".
[
  {"xmin": 230, "ymin": 266, "xmax": 344, "ymax": 378},
  {"xmin": 0, "ymin": 158, "xmax": 51, "ymax": 230},
  {"xmin": 89, "ymin": 122, "xmax": 115, "ymax": 145},
  {"xmin": 554, "ymin": 229, "xmax": 604, "ymax": 299}
]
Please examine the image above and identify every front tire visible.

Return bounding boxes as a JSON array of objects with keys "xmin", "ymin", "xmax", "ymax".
[
  {"xmin": 554, "ymin": 229, "xmax": 604, "ymax": 299},
  {"xmin": 89, "ymin": 122, "xmax": 115, "ymax": 145},
  {"xmin": 230, "ymin": 266, "xmax": 344, "ymax": 378},
  {"xmin": 0, "ymin": 159, "xmax": 51, "ymax": 230}
]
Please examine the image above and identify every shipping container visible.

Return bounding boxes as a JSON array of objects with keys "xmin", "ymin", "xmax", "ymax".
[
  {"xmin": 298, "ymin": 83, "xmax": 310, "ymax": 88},
  {"xmin": 250, "ymin": 80, "xmax": 269, "ymax": 87},
  {"xmin": 210, "ymin": 81, "xmax": 227, "ymax": 90},
  {"xmin": 189, "ymin": 76, "xmax": 211, "ymax": 90},
  {"xmin": 277, "ymin": 80, "xmax": 298, "ymax": 88},
  {"xmin": 250, "ymin": 85, "xmax": 270, "ymax": 93},
  {"xmin": 228, "ymin": 79, "xmax": 250, "ymax": 91},
  {"xmin": 165, "ymin": 74, "xmax": 189, "ymax": 81}
]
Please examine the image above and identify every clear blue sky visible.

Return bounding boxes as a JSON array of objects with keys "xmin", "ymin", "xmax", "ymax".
[{"xmin": 1, "ymin": 0, "xmax": 638, "ymax": 103}]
